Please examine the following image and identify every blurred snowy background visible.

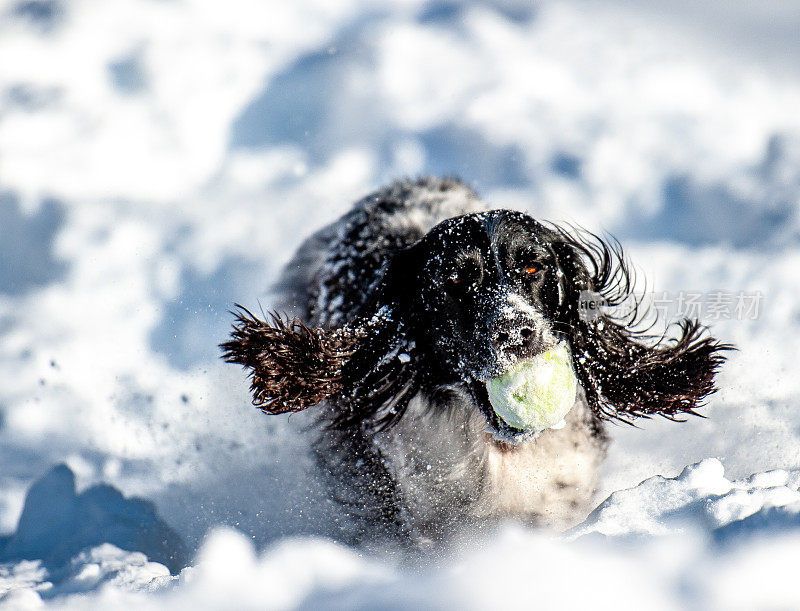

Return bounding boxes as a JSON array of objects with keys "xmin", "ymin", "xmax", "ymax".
[{"xmin": 2, "ymin": 0, "xmax": 800, "ymax": 607}]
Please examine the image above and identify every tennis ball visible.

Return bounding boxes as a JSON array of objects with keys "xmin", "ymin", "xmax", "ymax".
[{"xmin": 486, "ymin": 343, "xmax": 578, "ymax": 433}]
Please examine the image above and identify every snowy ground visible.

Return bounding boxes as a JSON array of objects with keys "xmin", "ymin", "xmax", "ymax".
[{"xmin": 2, "ymin": 0, "xmax": 800, "ymax": 608}]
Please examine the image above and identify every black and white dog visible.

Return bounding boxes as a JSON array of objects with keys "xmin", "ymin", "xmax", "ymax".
[{"xmin": 222, "ymin": 177, "xmax": 728, "ymax": 546}]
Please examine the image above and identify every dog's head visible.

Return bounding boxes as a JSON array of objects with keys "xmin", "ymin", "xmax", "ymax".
[
  {"xmin": 223, "ymin": 210, "xmax": 730, "ymax": 441},
  {"xmin": 394, "ymin": 211, "xmax": 565, "ymax": 379}
]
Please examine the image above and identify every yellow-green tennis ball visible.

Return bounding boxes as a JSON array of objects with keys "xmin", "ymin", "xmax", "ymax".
[{"xmin": 486, "ymin": 343, "xmax": 578, "ymax": 432}]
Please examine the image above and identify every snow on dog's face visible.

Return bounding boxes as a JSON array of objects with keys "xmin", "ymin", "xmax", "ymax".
[
  {"xmin": 410, "ymin": 212, "xmax": 564, "ymax": 380},
  {"xmin": 381, "ymin": 211, "xmax": 578, "ymax": 441}
]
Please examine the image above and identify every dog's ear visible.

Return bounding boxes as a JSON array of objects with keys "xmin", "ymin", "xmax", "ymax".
[
  {"xmin": 549, "ymin": 226, "xmax": 732, "ymax": 423},
  {"xmin": 221, "ymin": 308, "xmax": 359, "ymax": 414},
  {"xmin": 221, "ymin": 247, "xmax": 421, "ymax": 426}
]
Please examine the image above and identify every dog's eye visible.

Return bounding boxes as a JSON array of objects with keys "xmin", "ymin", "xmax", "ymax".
[
  {"xmin": 449, "ymin": 270, "xmax": 469, "ymax": 285},
  {"xmin": 518, "ymin": 262, "xmax": 542, "ymax": 276},
  {"xmin": 448, "ymin": 262, "xmax": 480, "ymax": 287}
]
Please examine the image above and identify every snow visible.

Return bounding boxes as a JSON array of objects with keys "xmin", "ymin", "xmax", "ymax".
[
  {"xmin": 5, "ymin": 464, "xmax": 800, "ymax": 609},
  {"xmin": 2, "ymin": 0, "xmax": 800, "ymax": 607},
  {"xmin": 0, "ymin": 465, "xmax": 186, "ymax": 573}
]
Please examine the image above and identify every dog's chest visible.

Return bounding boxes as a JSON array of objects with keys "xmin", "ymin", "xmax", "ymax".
[{"xmin": 375, "ymin": 394, "xmax": 605, "ymax": 537}]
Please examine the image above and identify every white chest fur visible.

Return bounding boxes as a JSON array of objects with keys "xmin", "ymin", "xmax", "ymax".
[{"xmin": 374, "ymin": 390, "xmax": 606, "ymax": 540}]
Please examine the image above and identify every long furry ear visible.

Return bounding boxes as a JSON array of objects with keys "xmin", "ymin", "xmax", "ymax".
[
  {"xmin": 220, "ymin": 307, "xmax": 359, "ymax": 414},
  {"xmin": 549, "ymin": 226, "xmax": 733, "ymax": 423},
  {"xmin": 221, "ymin": 247, "xmax": 421, "ymax": 427}
]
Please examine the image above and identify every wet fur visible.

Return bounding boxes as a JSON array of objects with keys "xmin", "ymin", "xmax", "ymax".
[{"xmin": 222, "ymin": 309, "xmax": 358, "ymax": 413}]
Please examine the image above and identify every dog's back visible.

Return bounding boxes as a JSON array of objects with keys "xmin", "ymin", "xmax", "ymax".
[{"xmin": 273, "ymin": 177, "xmax": 486, "ymax": 328}]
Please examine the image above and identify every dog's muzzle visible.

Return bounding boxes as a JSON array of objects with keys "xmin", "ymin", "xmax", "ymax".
[{"xmin": 484, "ymin": 292, "xmax": 555, "ymax": 378}]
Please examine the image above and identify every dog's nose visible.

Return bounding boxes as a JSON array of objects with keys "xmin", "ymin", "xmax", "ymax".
[{"xmin": 492, "ymin": 325, "xmax": 536, "ymax": 352}]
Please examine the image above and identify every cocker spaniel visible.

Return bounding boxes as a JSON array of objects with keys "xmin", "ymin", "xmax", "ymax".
[{"xmin": 222, "ymin": 177, "xmax": 729, "ymax": 546}]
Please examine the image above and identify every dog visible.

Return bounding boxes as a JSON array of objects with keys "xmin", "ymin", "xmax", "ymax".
[{"xmin": 222, "ymin": 177, "xmax": 729, "ymax": 547}]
